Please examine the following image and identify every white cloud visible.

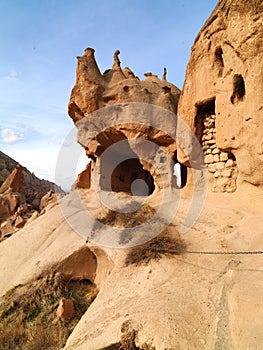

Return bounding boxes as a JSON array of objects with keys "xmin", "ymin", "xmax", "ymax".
[
  {"xmin": 3, "ymin": 70, "xmax": 21, "ymax": 82},
  {"xmin": 1, "ymin": 128, "xmax": 24, "ymax": 144}
]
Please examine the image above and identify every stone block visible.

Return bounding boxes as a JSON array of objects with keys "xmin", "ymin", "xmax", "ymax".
[
  {"xmin": 225, "ymin": 159, "xmax": 234, "ymax": 168},
  {"xmin": 220, "ymin": 152, "xmax": 228, "ymax": 162},
  {"xmin": 208, "ymin": 164, "xmax": 216, "ymax": 172},
  {"xmin": 206, "ymin": 140, "xmax": 216, "ymax": 145},
  {"xmin": 222, "ymin": 169, "xmax": 232, "ymax": 177},
  {"xmin": 213, "ymin": 154, "xmax": 220, "ymax": 162},
  {"xmin": 212, "ymin": 148, "xmax": 220, "ymax": 154},
  {"xmin": 204, "ymin": 154, "xmax": 214, "ymax": 164},
  {"xmin": 215, "ymin": 162, "xmax": 225, "ymax": 170}
]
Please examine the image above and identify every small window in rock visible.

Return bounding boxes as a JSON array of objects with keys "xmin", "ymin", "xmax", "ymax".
[
  {"xmin": 196, "ymin": 98, "xmax": 215, "ymax": 117},
  {"xmin": 195, "ymin": 98, "xmax": 215, "ymax": 147},
  {"xmin": 215, "ymin": 47, "xmax": 224, "ymax": 77},
  {"xmin": 231, "ymin": 74, "xmax": 245, "ymax": 104},
  {"xmin": 173, "ymin": 162, "xmax": 187, "ymax": 188}
]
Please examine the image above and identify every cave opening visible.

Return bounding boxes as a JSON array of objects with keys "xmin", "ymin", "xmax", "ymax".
[
  {"xmin": 231, "ymin": 74, "xmax": 245, "ymax": 104},
  {"xmin": 111, "ymin": 158, "xmax": 155, "ymax": 195},
  {"xmin": 214, "ymin": 47, "xmax": 224, "ymax": 77},
  {"xmin": 99, "ymin": 140, "xmax": 155, "ymax": 196},
  {"xmin": 196, "ymin": 98, "xmax": 215, "ymax": 117}
]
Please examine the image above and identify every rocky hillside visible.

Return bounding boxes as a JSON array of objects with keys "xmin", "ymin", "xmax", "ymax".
[
  {"xmin": 0, "ymin": 151, "xmax": 63, "ymax": 202},
  {"xmin": 0, "ymin": 151, "xmax": 64, "ymax": 240}
]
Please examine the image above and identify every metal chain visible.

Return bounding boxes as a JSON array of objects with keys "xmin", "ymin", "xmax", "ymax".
[{"xmin": 154, "ymin": 248, "xmax": 263, "ymax": 255}]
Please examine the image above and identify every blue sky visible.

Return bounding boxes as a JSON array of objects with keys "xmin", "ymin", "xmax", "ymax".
[{"xmin": 0, "ymin": 0, "xmax": 217, "ymax": 189}]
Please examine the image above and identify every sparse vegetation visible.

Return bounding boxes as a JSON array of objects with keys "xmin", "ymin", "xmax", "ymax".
[
  {"xmin": 97, "ymin": 203, "xmax": 156, "ymax": 228},
  {"xmin": 0, "ymin": 270, "xmax": 98, "ymax": 350},
  {"xmin": 125, "ymin": 231, "xmax": 186, "ymax": 266}
]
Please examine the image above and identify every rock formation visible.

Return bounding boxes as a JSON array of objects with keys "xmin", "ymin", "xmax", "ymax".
[
  {"xmin": 68, "ymin": 48, "xmax": 181, "ymax": 194},
  {"xmin": 177, "ymin": 0, "xmax": 263, "ymax": 192},
  {"xmin": 56, "ymin": 298, "xmax": 75, "ymax": 322},
  {"xmin": 69, "ymin": 49, "xmax": 180, "ymax": 122},
  {"xmin": 0, "ymin": 152, "xmax": 64, "ymax": 240}
]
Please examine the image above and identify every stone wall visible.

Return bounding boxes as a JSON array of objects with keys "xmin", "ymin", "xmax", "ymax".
[{"xmin": 200, "ymin": 114, "xmax": 238, "ymax": 192}]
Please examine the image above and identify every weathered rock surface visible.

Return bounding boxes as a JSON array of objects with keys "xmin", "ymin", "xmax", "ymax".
[
  {"xmin": 177, "ymin": 0, "xmax": 263, "ymax": 191},
  {"xmin": 0, "ymin": 188, "xmax": 262, "ymax": 349},
  {"xmin": 68, "ymin": 48, "xmax": 180, "ymax": 123},
  {"xmin": 68, "ymin": 49, "xmax": 181, "ymax": 194}
]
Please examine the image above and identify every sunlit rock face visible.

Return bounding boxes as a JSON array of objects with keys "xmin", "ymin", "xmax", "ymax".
[
  {"xmin": 177, "ymin": 0, "xmax": 263, "ymax": 191},
  {"xmin": 68, "ymin": 48, "xmax": 181, "ymax": 194}
]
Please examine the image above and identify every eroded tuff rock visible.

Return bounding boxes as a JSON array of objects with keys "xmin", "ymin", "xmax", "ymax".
[
  {"xmin": 0, "ymin": 152, "xmax": 64, "ymax": 240},
  {"xmin": 68, "ymin": 49, "xmax": 181, "ymax": 194},
  {"xmin": 68, "ymin": 48, "xmax": 180, "ymax": 122},
  {"xmin": 177, "ymin": 0, "xmax": 263, "ymax": 192}
]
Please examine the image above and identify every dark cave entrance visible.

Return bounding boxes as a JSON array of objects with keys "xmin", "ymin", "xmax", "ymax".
[
  {"xmin": 231, "ymin": 74, "xmax": 245, "ymax": 104},
  {"xmin": 99, "ymin": 140, "xmax": 155, "ymax": 196},
  {"xmin": 111, "ymin": 158, "xmax": 155, "ymax": 195}
]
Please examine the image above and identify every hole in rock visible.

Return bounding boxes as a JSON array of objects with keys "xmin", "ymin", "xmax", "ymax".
[
  {"xmin": 231, "ymin": 74, "xmax": 245, "ymax": 104},
  {"xmin": 196, "ymin": 98, "xmax": 215, "ymax": 118},
  {"xmin": 111, "ymin": 159, "xmax": 155, "ymax": 196},
  {"xmin": 214, "ymin": 47, "xmax": 224, "ymax": 77},
  {"xmin": 173, "ymin": 162, "xmax": 187, "ymax": 188}
]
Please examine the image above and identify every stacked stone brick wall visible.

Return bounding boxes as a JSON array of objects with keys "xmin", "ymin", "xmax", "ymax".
[{"xmin": 202, "ymin": 114, "xmax": 238, "ymax": 192}]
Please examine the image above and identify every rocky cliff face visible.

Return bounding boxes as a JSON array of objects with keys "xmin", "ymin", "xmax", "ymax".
[
  {"xmin": 177, "ymin": 0, "xmax": 263, "ymax": 192},
  {"xmin": 68, "ymin": 49, "xmax": 181, "ymax": 194},
  {"xmin": 0, "ymin": 151, "xmax": 64, "ymax": 240}
]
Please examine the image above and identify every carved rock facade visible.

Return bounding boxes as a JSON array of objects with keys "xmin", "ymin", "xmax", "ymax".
[
  {"xmin": 178, "ymin": 0, "xmax": 263, "ymax": 191},
  {"xmin": 69, "ymin": 49, "xmax": 181, "ymax": 194}
]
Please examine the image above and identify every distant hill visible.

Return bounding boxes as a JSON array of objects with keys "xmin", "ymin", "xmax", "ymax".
[
  {"xmin": 0, "ymin": 150, "xmax": 64, "ymax": 203},
  {"xmin": 0, "ymin": 150, "xmax": 65, "ymax": 240}
]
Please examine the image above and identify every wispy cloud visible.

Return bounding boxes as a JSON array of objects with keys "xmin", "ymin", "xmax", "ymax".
[
  {"xmin": 2, "ymin": 70, "xmax": 21, "ymax": 83},
  {"xmin": 1, "ymin": 128, "xmax": 24, "ymax": 144}
]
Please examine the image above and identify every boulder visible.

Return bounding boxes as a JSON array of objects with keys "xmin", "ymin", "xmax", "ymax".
[
  {"xmin": 14, "ymin": 215, "xmax": 26, "ymax": 229},
  {"xmin": 39, "ymin": 190, "xmax": 56, "ymax": 211},
  {"xmin": 56, "ymin": 298, "xmax": 75, "ymax": 322}
]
